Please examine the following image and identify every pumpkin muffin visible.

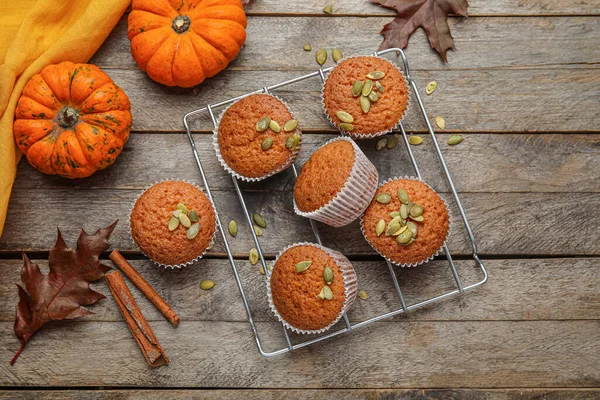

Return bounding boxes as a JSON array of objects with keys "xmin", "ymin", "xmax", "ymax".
[
  {"xmin": 360, "ymin": 178, "xmax": 450, "ymax": 266},
  {"xmin": 214, "ymin": 94, "xmax": 302, "ymax": 181},
  {"xmin": 293, "ymin": 136, "xmax": 378, "ymax": 227},
  {"xmin": 130, "ymin": 181, "xmax": 217, "ymax": 267},
  {"xmin": 322, "ymin": 55, "xmax": 409, "ymax": 139},
  {"xmin": 267, "ymin": 243, "xmax": 357, "ymax": 333}
]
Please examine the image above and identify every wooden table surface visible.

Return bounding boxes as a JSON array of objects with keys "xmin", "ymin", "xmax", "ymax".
[{"xmin": 1, "ymin": 1, "xmax": 599, "ymax": 398}]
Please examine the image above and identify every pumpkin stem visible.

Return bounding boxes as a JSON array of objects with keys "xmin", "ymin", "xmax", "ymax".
[
  {"xmin": 172, "ymin": 15, "xmax": 191, "ymax": 34},
  {"xmin": 57, "ymin": 106, "xmax": 80, "ymax": 128}
]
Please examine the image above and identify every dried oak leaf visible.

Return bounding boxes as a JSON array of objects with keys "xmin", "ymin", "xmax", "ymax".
[
  {"xmin": 371, "ymin": 0, "xmax": 468, "ymax": 62},
  {"xmin": 11, "ymin": 221, "xmax": 118, "ymax": 366}
]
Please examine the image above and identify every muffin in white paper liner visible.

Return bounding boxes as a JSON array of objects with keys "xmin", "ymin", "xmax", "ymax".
[
  {"xmin": 320, "ymin": 55, "xmax": 411, "ymax": 140},
  {"xmin": 128, "ymin": 179, "xmax": 218, "ymax": 269},
  {"xmin": 213, "ymin": 93, "xmax": 302, "ymax": 182},
  {"xmin": 293, "ymin": 136, "xmax": 378, "ymax": 227},
  {"xmin": 266, "ymin": 242, "xmax": 358, "ymax": 335},
  {"xmin": 359, "ymin": 176, "xmax": 452, "ymax": 268}
]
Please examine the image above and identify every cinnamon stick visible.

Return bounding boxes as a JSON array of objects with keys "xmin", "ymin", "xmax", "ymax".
[
  {"xmin": 105, "ymin": 270, "xmax": 169, "ymax": 367},
  {"xmin": 109, "ymin": 249, "xmax": 180, "ymax": 327}
]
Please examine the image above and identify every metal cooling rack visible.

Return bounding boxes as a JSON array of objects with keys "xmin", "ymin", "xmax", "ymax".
[{"xmin": 183, "ymin": 48, "xmax": 488, "ymax": 356}]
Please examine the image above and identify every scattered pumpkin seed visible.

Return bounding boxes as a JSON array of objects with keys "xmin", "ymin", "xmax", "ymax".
[
  {"xmin": 249, "ymin": 248, "xmax": 259, "ymax": 265},
  {"xmin": 323, "ymin": 266, "xmax": 334, "ymax": 285},
  {"xmin": 176, "ymin": 203, "xmax": 188, "ymax": 214},
  {"xmin": 392, "ymin": 225, "xmax": 408, "ymax": 237},
  {"xmin": 386, "ymin": 220, "xmax": 401, "ymax": 236},
  {"xmin": 256, "ymin": 116, "xmax": 271, "ymax": 131},
  {"xmin": 398, "ymin": 188, "xmax": 409, "ymax": 204},
  {"xmin": 179, "ymin": 213, "xmax": 191, "ymax": 228},
  {"xmin": 448, "ymin": 134, "xmax": 464, "ymax": 145},
  {"xmin": 376, "ymin": 193, "xmax": 391, "ymax": 204},
  {"xmin": 368, "ymin": 91, "xmax": 379, "ymax": 102},
  {"xmin": 318, "ymin": 285, "xmax": 333, "ymax": 300},
  {"xmin": 375, "ymin": 81, "xmax": 384, "ymax": 92},
  {"xmin": 253, "ymin": 225, "xmax": 263, "ymax": 236},
  {"xmin": 168, "ymin": 217, "xmax": 180, "ymax": 231},
  {"xmin": 285, "ymin": 136, "xmax": 297, "ymax": 149},
  {"xmin": 339, "ymin": 123, "xmax": 354, "ymax": 132},
  {"xmin": 187, "ymin": 222, "xmax": 200, "ymax": 239},
  {"xmin": 200, "ymin": 280, "xmax": 215, "ymax": 290},
  {"xmin": 435, "ymin": 116, "xmax": 446, "ymax": 130},
  {"xmin": 322, "ymin": 3, "xmax": 333, "ymax": 14},
  {"xmin": 361, "ymin": 79, "xmax": 373, "ymax": 97},
  {"xmin": 426, "ymin": 81, "xmax": 437, "ymax": 95},
  {"xmin": 228, "ymin": 220, "xmax": 238, "ymax": 237},
  {"xmin": 336, "ymin": 111, "xmax": 354, "ymax": 123},
  {"xmin": 189, "ymin": 210, "xmax": 199, "ymax": 222},
  {"xmin": 303, "ymin": 44, "xmax": 312, "ymax": 51},
  {"xmin": 360, "ymin": 96, "xmax": 371, "ymax": 113},
  {"xmin": 407, "ymin": 221, "xmax": 418, "ymax": 238},
  {"xmin": 269, "ymin": 120, "xmax": 281, "ymax": 133},
  {"xmin": 400, "ymin": 203, "xmax": 409, "ymax": 219},
  {"xmin": 352, "ymin": 80, "xmax": 364, "ymax": 97},
  {"xmin": 375, "ymin": 138, "xmax": 388, "ymax": 151},
  {"xmin": 390, "ymin": 211, "xmax": 401, "ymax": 218},
  {"xmin": 332, "ymin": 48, "xmax": 343, "ymax": 63},
  {"xmin": 261, "ymin": 137, "xmax": 273, "ymax": 151},
  {"xmin": 396, "ymin": 228, "xmax": 413, "ymax": 244},
  {"xmin": 172, "ymin": 209, "xmax": 183, "ymax": 218},
  {"xmin": 408, "ymin": 135, "xmax": 423, "ymax": 145},
  {"xmin": 410, "ymin": 215, "xmax": 424, "ymax": 222},
  {"xmin": 359, "ymin": 290, "xmax": 368, "ymax": 300},
  {"xmin": 259, "ymin": 266, "xmax": 265, "ymax": 275},
  {"xmin": 376, "ymin": 219, "xmax": 385, "ymax": 236},
  {"xmin": 284, "ymin": 119, "xmax": 298, "ymax": 132},
  {"xmin": 366, "ymin": 71, "xmax": 385, "ymax": 80},
  {"xmin": 253, "ymin": 212, "xmax": 267, "ymax": 228},
  {"xmin": 316, "ymin": 48, "xmax": 327, "ymax": 65},
  {"xmin": 386, "ymin": 135, "xmax": 398, "ymax": 149},
  {"xmin": 295, "ymin": 260, "xmax": 312, "ymax": 273},
  {"xmin": 410, "ymin": 204, "xmax": 424, "ymax": 217}
]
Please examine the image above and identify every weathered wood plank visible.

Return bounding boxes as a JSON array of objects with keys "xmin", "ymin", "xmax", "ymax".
[
  {"xmin": 92, "ymin": 16, "xmax": 600, "ymax": 71},
  {"xmin": 89, "ymin": 68, "xmax": 600, "ymax": 133},
  {"xmin": 1, "ymin": 189, "xmax": 599, "ymax": 256},
  {"xmin": 0, "ymin": 258, "xmax": 596, "ymax": 322},
  {"xmin": 1, "ymin": 320, "xmax": 598, "ymax": 387},
  {"xmin": 13, "ymin": 133, "xmax": 600, "ymax": 193}
]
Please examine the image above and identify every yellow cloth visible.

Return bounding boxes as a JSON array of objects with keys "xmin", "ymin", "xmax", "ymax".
[{"xmin": 0, "ymin": 0, "xmax": 130, "ymax": 237}]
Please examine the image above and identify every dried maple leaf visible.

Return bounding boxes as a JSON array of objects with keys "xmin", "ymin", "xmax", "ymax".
[
  {"xmin": 11, "ymin": 221, "xmax": 118, "ymax": 366},
  {"xmin": 371, "ymin": 0, "xmax": 468, "ymax": 62}
]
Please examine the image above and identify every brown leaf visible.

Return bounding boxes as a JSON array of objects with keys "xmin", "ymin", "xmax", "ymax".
[
  {"xmin": 10, "ymin": 221, "xmax": 118, "ymax": 366},
  {"xmin": 371, "ymin": 0, "xmax": 468, "ymax": 62}
]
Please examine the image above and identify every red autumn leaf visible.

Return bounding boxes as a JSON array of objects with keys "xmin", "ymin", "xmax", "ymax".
[
  {"xmin": 371, "ymin": 0, "xmax": 468, "ymax": 62},
  {"xmin": 11, "ymin": 221, "xmax": 118, "ymax": 366}
]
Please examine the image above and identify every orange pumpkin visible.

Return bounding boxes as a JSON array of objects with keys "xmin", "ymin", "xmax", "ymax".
[
  {"xmin": 128, "ymin": 0, "xmax": 247, "ymax": 88},
  {"xmin": 13, "ymin": 62, "xmax": 131, "ymax": 179}
]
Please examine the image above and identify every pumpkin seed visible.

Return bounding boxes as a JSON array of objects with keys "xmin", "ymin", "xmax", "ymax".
[
  {"xmin": 368, "ymin": 91, "xmax": 379, "ymax": 102},
  {"xmin": 285, "ymin": 136, "xmax": 297, "ymax": 149},
  {"xmin": 189, "ymin": 210, "xmax": 199, "ymax": 222},
  {"xmin": 392, "ymin": 225, "xmax": 408, "ymax": 237},
  {"xmin": 410, "ymin": 215, "xmax": 424, "ymax": 222},
  {"xmin": 269, "ymin": 120, "xmax": 281, "ymax": 133},
  {"xmin": 200, "ymin": 280, "xmax": 215, "ymax": 290},
  {"xmin": 259, "ymin": 266, "xmax": 265, "ymax": 275},
  {"xmin": 261, "ymin": 137, "xmax": 273, "ymax": 151},
  {"xmin": 375, "ymin": 81, "xmax": 384, "ymax": 92},
  {"xmin": 376, "ymin": 138, "xmax": 388, "ymax": 151},
  {"xmin": 352, "ymin": 80, "xmax": 364, "ymax": 97},
  {"xmin": 410, "ymin": 204, "xmax": 423, "ymax": 217},
  {"xmin": 336, "ymin": 111, "xmax": 354, "ymax": 123},
  {"xmin": 407, "ymin": 221, "xmax": 418, "ymax": 238},
  {"xmin": 179, "ymin": 213, "xmax": 191, "ymax": 228},
  {"xmin": 323, "ymin": 3, "xmax": 333, "ymax": 14},
  {"xmin": 361, "ymin": 79, "xmax": 373, "ymax": 97},
  {"xmin": 168, "ymin": 217, "xmax": 180, "ymax": 231},
  {"xmin": 284, "ymin": 119, "xmax": 298, "ymax": 132},
  {"xmin": 425, "ymin": 81, "xmax": 437, "ymax": 95},
  {"xmin": 253, "ymin": 225, "xmax": 263, "ymax": 236},
  {"xmin": 295, "ymin": 260, "xmax": 312, "ymax": 273},
  {"xmin": 303, "ymin": 44, "xmax": 312, "ymax": 51},
  {"xmin": 316, "ymin": 48, "xmax": 327, "ymax": 65},
  {"xmin": 249, "ymin": 248, "xmax": 259, "ymax": 265},
  {"xmin": 360, "ymin": 96, "xmax": 371, "ymax": 113},
  {"xmin": 396, "ymin": 228, "xmax": 413, "ymax": 244},
  {"xmin": 256, "ymin": 116, "xmax": 271, "ymax": 132},
  {"xmin": 323, "ymin": 266, "xmax": 334, "ymax": 285},
  {"xmin": 253, "ymin": 212, "xmax": 267, "ymax": 228},
  {"xmin": 358, "ymin": 290, "xmax": 368, "ymax": 300},
  {"xmin": 398, "ymin": 188, "xmax": 409, "ymax": 204},
  {"xmin": 172, "ymin": 209, "xmax": 182, "ymax": 218},
  {"xmin": 408, "ymin": 135, "xmax": 423, "ymax": 145},
  {"xmin": 390, "ymin": 211, "xmax": 401, "ymax": 218},
  {"xmin": 332, "ymin": 48, "xmax": 343, "ymax": 63},
  {"xmin": 339, "ymin": 123, "xmax": 354, "ymax": 132},
  {"xmin": 448, "ymin": 134, "xmax": 464, "ymax": 145},
  {"xmin": 435, "ymin": 116, "xmax": 446, "ymax": 130},
  {"xmin": 186, "ymin": 222, "xmax": 200, "ymax": 239},
  {"xmin": 376, "ymin": 219, "xmax": 385, "ymax": 236},
  {"xmin": 318, "ymin": 285, "xmax": 333, "ymax": 300},
  {"xmin": 176, "ymin": 203, "xmax": 188, "ymax": 214},
  {"xmin": 386, "ymin": 135, "xmax": 398, "ymax": 149},
  {"xmin": 376, "ymin": 193, "xmax": 391, "ymax": 204},
  {"xmin": 400, "ymin": 203, "xmax": 409, "ymax": 219},
  {"xmin": 228, "ymin": 220, "xmax": 238, "ymax": 237},
  {"xmin": 366, "ymin": 71, "xmax": 385, "ymax": 80},
  {"xmin": 386, "ymin": 220, "xmax": 401, "ymax": 236}
]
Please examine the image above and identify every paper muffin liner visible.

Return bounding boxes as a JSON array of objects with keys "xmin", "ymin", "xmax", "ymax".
[
  {"xmin": 266, "ymin": 242, "xmax": 358, "ymax": 335},
  {"xmin": 213, "ymin": 93, "xmax": 302, "ymax": 182},
  {"xmin": 359, "ymin": 176, "xmax": 452, "ymax": 268},
  {"xmin": 128, "ymin": 179, "xmax": 218, "ymax": 269},
  {"xmin": 320, "ymin": 54, "xmax": 412, "ymax": 140},
  {"xmin": 293, "ymin": 136, "xmax": 379, "ymax": 227}
]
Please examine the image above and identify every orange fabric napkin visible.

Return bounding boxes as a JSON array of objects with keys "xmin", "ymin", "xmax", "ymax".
[{"xmin": 0, "ymin": 0, "xmax": 130, "ymax": 237}]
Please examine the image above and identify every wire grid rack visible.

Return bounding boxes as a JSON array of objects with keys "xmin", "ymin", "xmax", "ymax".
[{"xmin": 183, "ymin": 48, "xmax": 488, "ymax": 356}]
